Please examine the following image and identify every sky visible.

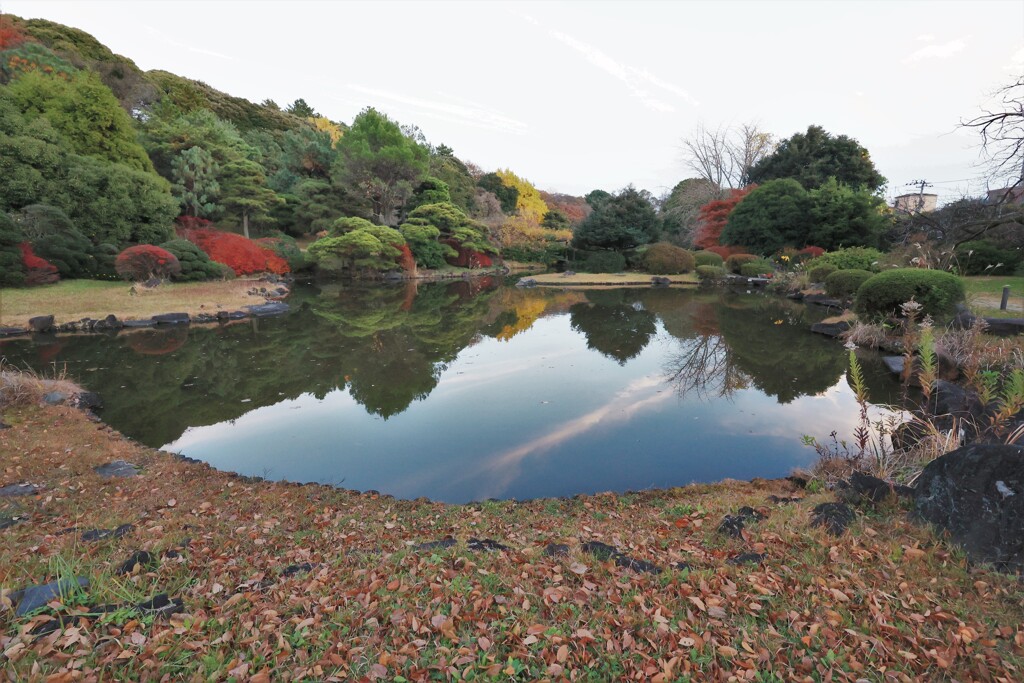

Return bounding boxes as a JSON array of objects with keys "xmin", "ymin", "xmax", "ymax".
[{"xmin": 4, "ymin": 0, "xmax": 1023, "ymax": 202}]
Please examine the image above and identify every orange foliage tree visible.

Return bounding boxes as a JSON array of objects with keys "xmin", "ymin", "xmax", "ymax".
[{"xmin": 693, "ymin": 186, "xmax": 756, "ymax": 249}]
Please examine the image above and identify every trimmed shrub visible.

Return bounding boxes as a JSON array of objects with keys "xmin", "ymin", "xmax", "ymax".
[
  {"xmin": 739, "ymin": 259, "xmax": 774, "ymax": 277},
  {"xmin": 824, "ymin": 268, "xmax": 873, "ymax": 298},
  {"xmin": 579, "ymin": 250, "xmax": 626, "ymax": 273},
  {"xmin": 811, "ymin": 247, "xmax": 884, "ymax": 272},
  {"xmin": 0, "ymin": 213, "xmax": 26, "ymax": 287},
  {"xmin": 725, "ymin": 253, "xmax": 758, "ymax": 273},
  {"xmin": 854, "ymin": 269, "xmax": 966, "ymax": 320},
  {"xmin": 641, "ymin": 242, "xmax": 695, "ymax": 274},
  {"xmin": 14, "ymin": 205, "xmax": 96, "ymax": 279},
  {"xmin": 160, "ymin": 239, "xmax": 224, "ymax": 282},
  {"xmin": 255, "ymin": 235, "xmax": 310, "ymax": 272},
  {"xmin": 694, "ymin": 250, "xmax": 725, "ymax": 267},
  {"xmin": 19, "ymin": 243, "xmax": 60, "ymax": 285},
  {"xmin": 808, "ymin": 263, "xmax": 837, "ymax": 283},
  {"xmin": 954, "ymin": 240, "xmax": 1021, "ymax": 276},
  {"xmin": 115, "ymin": 245, "xmax": 181, "ymax": 282},
  {"xmin": 178, "ymin": 227, "xmax": 290, "ymax": 276},
  {"xmin": 696, "ymin": 265, "xmax": 726, "ymax": 280}
]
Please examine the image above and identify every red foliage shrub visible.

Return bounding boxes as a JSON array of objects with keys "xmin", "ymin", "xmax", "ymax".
[
  {"xmin": 704, "ymin": 245, "xmax": 748, "ymax": 259},
  {"xmin": 798, "ymin": 246, "xmax": 825, "ymax": 259},
  {"xmin": 396, "ymin": 243, "xmax": 416, "ymax": 273},
  {"xmin": 115, "ymin": 245, "xmax": 182, "ymax": 281},
  {"xmin": 126, "ymin": 327, "xmax": 189, "ymax": 356},
  {"xmin": 178, "ymin": 228, "xmax": 289, "ymax": 276},
  {"xmin": 443, "ymin": 240, "xmax": 493, "ymax": 269},
  {"xmin": 175, "ymin": 216, "xmax": 215, "ymax": 231},
  {"xmin": 19, "ymin": 242, "xmax": 59, "ymax": 285},
  {"xmin": 0, "ymin": 25, "xmax": 28, "ymax": 50},
  {"xmin": 694, "ymin": 185, "xmax": 756, "ymax": 249}
]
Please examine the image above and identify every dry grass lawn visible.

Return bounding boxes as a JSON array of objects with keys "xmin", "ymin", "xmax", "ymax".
[
  {"xmin": 0, "ymin": 279, "xmax": 269, "ymax": 328},
  {"xmin": 529, "ymin": 272, "xmax": 698, "ymax": 287}
]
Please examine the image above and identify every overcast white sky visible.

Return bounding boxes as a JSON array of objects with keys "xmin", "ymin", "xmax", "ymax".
[{"xmin": 5, "ymin": 0, "xmax": 1023, "ymax": 201}]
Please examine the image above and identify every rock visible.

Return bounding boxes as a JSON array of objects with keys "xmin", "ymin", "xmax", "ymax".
[
  {"xmin": 75, "ymin": 392, "xmax": 103, "ymax": 411},
  {"xmin": 0, "ymin": 420, "xmax": 8, "ymax": 430},
  {"xmin": 927, "ymin": 380, "xmax": 986, "ymax": 421},
  {"xmin": 810, "ymin": 502, "xmax": 856, "ymax": 536},
  {"xmin": 42, "ymin": 391, "xmax": 69, "ymax": 406},
  {"xmin": 950, "ymin": 304, "xmax": 977, "ymax": 330},
  {"xmin": 787, "ymin": 475, "xmax": 809, "ymax": 489},
  {"xmin": 801, "ymin": 294, "xmax": 844, "ymax": 309},
  {"xmin": 0, "ymin": 483, "xmax": 41, "ymax": 497},
  {"xmin": 767, "ymin": 495, "xmax": 802, "ymax": 504},
  {"xmin": 737, "ymin": 506, "xmax": 766, "ymax": 521},
  {"xmin": 152, "ymin": 312, "xmax": 190, "ymax": 325},
  {"xmin": 838, "ymin": 471, "xmax": 914, "ymax": 504},
  {"xmin": 116, "ymin": 550, "xmax": 156, "ymax": 575},
  {"xmin": 122, "ymin": 318, "xmax": 155, "ymax": 329},
  {"xmin": 786, "ymin": 291, "xmax": 805, "ymax": 301},
  {"xmin": 415, "ymin": 537, "xmax": 457, "ymax": 551},
  {"xmin": 0, "ymin": 326, "xmax": 26, "ymax": 337},
  {"xmin": 982, "ymin": 317, "xmax": 1024, "ymax": 337},
  {"xmin": 810, "ymin": 320, "xmax": 851, "ymax": 338},
  {"xmin": 216, "ymin": 310, "xmax": 247, "ymax": 321},
  {"xmin": 467, "ymin": 538, "xmax": 510, "ymax": 552},
  {"xmin": 581, "ymin": 541, "xmax": 660, "ymax": 574},
  {"xmin": 718, "ymin": 515, "xmax": 746, "ymax": 538},
  {"xmin": 670, "ymin": 561, "xmax": 692, "ymax": 571},
  {"xmin": 0, "ymin": 514, "xmax": 27, "ymax": 530},
  {"xmin": 882, "ymin": 356, "xmax": 904, "ymax": 377},
  {"xmin": 651, "ymin": 276, "xmax": 671, "ymax": 287},
  {"xmin": 246, "ymin": 302, "xmax": 289, "ymax": 317},
  {"xmin": 136, "ymin": 593, "xmax": 184, "ymax": 619},
  {"xmin": 82, "ymin": 524, "xmax": 134, "ymax": 542},
  {"xmin": 282, "ymin": 562, "xmax": 315, "ymax": 577},
  {"xmin": 28, "ymin": 315, "xmax": 54, "ymax": 333},
  {"xmin": 914, "ymin": 444, "xmax": 1024, "ymax": 571},
  {"xmin": 515, "ymin": 278, "xmax": 537, "ymax": 288},
  {"xmin": 12, "ymin": 577, "xmax": 89, "ymax": 616},
  {"xmin": 726, "ymin": 553, "xmax": 765, "ymax": 565},
  {"xmin": 94, "ymin": 314, "xmax": 122, "ymax": 330},
  {"xmin": 94, "ymin": 460, "xmax": 140, "ymax": 478},
  {"xmin": 562, "ymin": 270, "xmax": 576, "ymax": 277},
  {"xmin": 543, "ymin": 543, "xmax": 569, "ymax": 557}
]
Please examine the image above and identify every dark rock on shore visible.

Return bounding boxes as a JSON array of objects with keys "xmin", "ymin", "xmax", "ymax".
[
  {"xmin": 136, "ymin": 593, "xmax": 184, "ymax": 618},
  {"xmin": 927, "ymin": 380, "xmax": 986, "ymax": 421},
  {"xmin": 43, "ymin": 391, "xmax": 69, "ymax": 406},
  {"xmin": 28, "ymin": 315, "xmax": 54, "ymax": 333},
  {"xmin": 0, "ymin": 483, "xmax": 42, "ymax": 497},
  {"xmin": 727, "ymin": 553, "xmax": 765, "ymax": 565},
  {"xmin": 914, "ymin": 444, "xmax": 1024, "ymax": 571},
  {"xmin": 217, "ymin": 310, "xmax": 247, "ymax": 321},
  {"xmin": 543, "ymin": 543, "xmax": 569, "ymax": 557},
  {"xmin": 582, "ymin": 540, "xmax": 661, "ymax": 574},
  {"xmin": 82, "ymin": 524, "xmax": 134, "ymax": 542},
  {"xmin": 802, "ymin": 294, "xmax": 844, "ymax": 310},
  {"xmin": 516, "ymin": 278, "xmax": 537, "ymax": 288},
  {"xmin": 467, "ymin": 538, "xmax": 510, "ymax": 552},
  {"xmin": 282, "ymin": 562, "xmax": 315, "ymax": 577},
  {"xmin": 983, "ymin": 318, "xmax": 1024, "ymax": 336},
  {"xmin": 839, "ymin": 471, "xmax": 914, "ymax": 503},
  {"xmin": 75, "ymin": 392, "xmax": 103, "ymax": 411},
  {"xmin": 116, "ymin": 550, "xmax": 156, "ymax": 575},
  {"xmin": 246, "ymin": 302, "xmax": 289, "ymax": 317},
  {"xmin": 12, "ymin": 577, "xmax": 89, "ymax": 616},
  {"xmin": 651, "ymin": 276, "xmax": 671, "ymax": 287},
  {"xmin": 810, "ymin": 320, "xmax": 851, "ymax": 338},
  {"xmin": 122, "ymin": 318, "xmax": 155, "ymax": 328},
  {"xmin": 94, "ymin": 460, "xmax": 140, "ymax": 478},
  {"xmin": 415, "ymin": 537, "xmax": 457, "ymax": 551},
  {"xmin": 811, "ymin": 502, "xmax": 855, "ymax": 536},
  {"xmin": 152, "ymin": 312, "xmax": 190, "ymax": 325},
  {"xmin": 0, "ymin": 326, "xmax": 25, "ymax": 337}
]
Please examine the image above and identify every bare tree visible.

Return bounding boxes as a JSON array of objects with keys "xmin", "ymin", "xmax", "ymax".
[
  {"xmin": 962, "ymin": 75, "xmax": 1024, "ymax": 196},
  {"xmin": 681, "ymin": 122, "xmax": 776, "ymax": 190}
]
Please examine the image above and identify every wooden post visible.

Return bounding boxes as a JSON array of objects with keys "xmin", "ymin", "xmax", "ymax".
[{"xmin": 1001, "ymin": 285, "xmax": 1011, "ymax": 311}]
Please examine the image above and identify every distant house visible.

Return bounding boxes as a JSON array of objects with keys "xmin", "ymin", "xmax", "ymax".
[
  {"xmin": 986, "ymin": 186, "xmax": 1024, "ymax": 205},
  {"xmin": 893, "ymin": 193, "xmax": 938, "ymax": 214}
]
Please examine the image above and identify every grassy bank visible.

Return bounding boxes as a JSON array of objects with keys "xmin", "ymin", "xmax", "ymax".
[
  {"xmin": 529, "ymin": 272, "xmax": 698, "ymax": 287},
  {"xmin": 1, "ymin": 397, "xmax": 1021, "ymax": 680},
  {"xmin": 0, "ymin": 280, "xmax": 271, "ymax": 328},
  {"xmin": 964, "ymin": 276, "xmax": 1024, "ymax": 317}
]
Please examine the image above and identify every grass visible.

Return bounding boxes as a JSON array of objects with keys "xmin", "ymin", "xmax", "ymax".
[
  {"xmin": 0, "ymin": 279, "xmax": 270, "ymax": 328},
  {"xmin": 963, "ymin": 275, "xmax": 1024, "ymax": 317},
  {"xmin": 529, "ymin": 272, "xmax": 699, "ymax": 287},
  {"xmin": 0, "ymin": 393, "xmax": 1021, "ymax": 680}
]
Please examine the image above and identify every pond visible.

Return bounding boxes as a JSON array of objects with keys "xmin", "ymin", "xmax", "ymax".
[{"xmin": 0, "ymin": 280, "xmax": 901, "ymax": 503}]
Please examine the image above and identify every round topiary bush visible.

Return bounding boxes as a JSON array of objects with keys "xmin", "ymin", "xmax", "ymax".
[
  {"xmin": 115, "ymin": 245, "xmax": 181, "ymax": 282},
  {"xmin": 854, "ymin": 269, "xmax": 966, "ymax": 320},
  {"xmin": 641, "ymin": 242, "xmax": 695, "ymax": 274},
  {"xmin": 954, "ymin": 240, "xmax": 1021, "ymax": 275},
  {"xmin": 694, "ymin": 250, "xmax": 724, "ymax": 267},
  {"xmin": 812, "ymin": 247, "xmax": 884, "ymax": 272},
  {"xmin": 725, "ymin": 253, "xmax": 758, "ymax": 273},
  {"xmin": 579, "ymin": 250, "xmax": 626, "ymax": 273},
  {"xmin": 739, "ymin": 259, "xmax": 774, "ymax": 277},
  {"xmin": 695, "ymin": 265, "xmax": 725, "ymax": 280},
  {"xmin": 824, "ymin": 268, "xmax": 873, "ymax": 298},
  {"xmin": 160, "ymin": 239, "xmax": 224, "ymax": 282},
  {"xmin": 808, "ymin": 263, "xmax": 837, "ymax": 283}
]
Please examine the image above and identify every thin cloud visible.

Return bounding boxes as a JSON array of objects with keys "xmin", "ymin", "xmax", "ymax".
[
  {"xmin": 345, "ymin": 84, "xmax": 528, "ymax": 135},
  {"xmin": 545, "ymin": 27, "xmax": 696, "ymax": 112},
  {"xmin": 903, "ymin": 36, "xmax": 969, "ymax": 63},
  {"xmin": 144, "ymin": 25, "xmax": 234, "ymax": 60}
]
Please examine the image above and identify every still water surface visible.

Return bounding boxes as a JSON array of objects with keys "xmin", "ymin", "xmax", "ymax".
[{"xmin": 0, "ymin": 280, "xmax": 898, "ymax": 502}]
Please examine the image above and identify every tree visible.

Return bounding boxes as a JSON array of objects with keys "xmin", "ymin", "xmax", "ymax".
[
  {"xmin": 494, "ymin": 169, "xmax": 548, "ymax": 222},
  {"xmin": 720, "ymin": 179, "xmax": 810, "ymax": 253},
  {"xmin": 962, "ymin": 75, "xmax": 1024, "ymax": 195},
  {"xmin": 541, "ymin": 209, "xmax": 570, "ymax": 231},
  {"xmin": 572, "ymin": 186, "xmax": 661, "ymax": 251},
  {"xmin": 309, "ymin": 224, "xmax": 406, "ymax": 274},
  {"xmin": 806, "ymin": 178, "xmax": 889, "ymax": 249},
  {"xmin": 0, "ymin": 212, "xmax": 26, "ymax": 286},
  {"xmin": 477, "ymin": 173, "xmax": 519, "ymax": 214},
  {"xmin": 219, "ymin": 156, "xmax": 282, "ymax": 238},
  {"xmin": 13, "ymin": 204, "xmax": 97, "ymax": 277},
  {"xmin": 693, "ymin": 186, "xmax": 756, "ymax": 249},
  {"xmin": 747, "ymin": 125, "xmax": 885, "ymax": 192},
  {"xmin": 170, "ymin": 145, "xmax": 220, "ymax": 218},
  {"xmin": 663, "ymin": 178, "xmax": 727, "ymax": 246},
  {"xmin": 681, "ymin": 122, "xmax": 776, "ymax": 190},
  {"xmin": 404, "ymin": 177, "xmax": 450, "ymax": 215},
  {"xmin": 286, "ymin": 98, "xmax": 317, "ymax": 118},
  {"xmin": 335, "ymin": 107, "xmax": 428, "ymax": 225}
]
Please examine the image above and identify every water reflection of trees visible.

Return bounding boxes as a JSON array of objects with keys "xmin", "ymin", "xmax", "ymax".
[{"xmin": 569, "ymin": 290, "xmax": 658, "ymax": 365}]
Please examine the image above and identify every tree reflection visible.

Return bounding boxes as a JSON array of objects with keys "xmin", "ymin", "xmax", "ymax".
[{"xmin": 569, "ymin": 290, "xmax": 657, "ymax": 365}]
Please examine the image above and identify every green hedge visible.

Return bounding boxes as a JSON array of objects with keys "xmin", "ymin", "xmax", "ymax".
[
  {"xmin": 808, "ymin": 263, "xmax": 837, "ymax": 283},
  {"xmin": 694, "ymin": 250, "xmax": 724, "ymax": 267},
  {"xmin": 954, "ymin": 240, "xmax": 1022, "ymax": 276},
  {"xmin": 641, "ymin": 242, "xmax": 695, "ymax": 274},
  {"xmin": 695, "ymin": 265, "xmax": 725, "ymax": 280},
  {"xmin": 824, "ymin": 268, "xmax": 873, "ymax": 298},
  {"xmin": 739, "ymin": 259, "xmax": 774, "ymax": 277},
  {"xmin": 854, "ymin": 269, "xmax": 965, "ymax": 320},
  {"xmin": 725, "ymin": 253, "xmax": 758, "ymax": 273},
  {"xmin": 578, "ymin": 250, "xmax": 626, "ymax": 273},
  {"xmin": 808, "ymin": 247, "xmax": 883, "ymax": 272}
]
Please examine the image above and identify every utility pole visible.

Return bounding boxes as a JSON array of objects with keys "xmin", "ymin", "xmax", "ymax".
[{"xmin": 906, "ymin": 179, "xmax": 932, "ymax": 213}]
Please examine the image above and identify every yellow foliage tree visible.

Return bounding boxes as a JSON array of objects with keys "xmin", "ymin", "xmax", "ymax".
[
  {"xmin": 308, "ymin": 116, "xmax": 344, "ymax": 147},
  {"xmin": 495, "ymin": 169, "xmax": 548, "ymax": 223}
]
